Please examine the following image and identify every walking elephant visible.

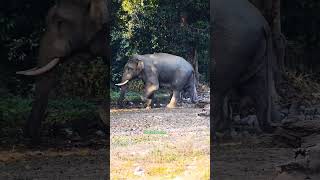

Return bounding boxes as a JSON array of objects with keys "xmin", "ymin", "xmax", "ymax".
[
  {"xmin": 16, "ymin": 0, "xmax": 110, "ymax": 143},
  {"xmin": 212, "ymin": 0, "xmax": 278, "ymax": 134},
  {"xmin": 116, "ymin": 53, "xmax": 198, "ymax": 109}
]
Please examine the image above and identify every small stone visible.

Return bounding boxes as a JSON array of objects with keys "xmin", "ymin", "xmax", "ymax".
[
  {"xmin": 95, "ymin": 130, "xmax": 105, "ymax": 137},
  {"xmin": 134, "ymin": 166, "xmax": 144, "ymax": 176}
]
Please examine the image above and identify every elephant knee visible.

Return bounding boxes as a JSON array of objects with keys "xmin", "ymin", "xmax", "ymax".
[{"xmin": 147, "ymin": 84, "xmax": 159, "ymax": 93}]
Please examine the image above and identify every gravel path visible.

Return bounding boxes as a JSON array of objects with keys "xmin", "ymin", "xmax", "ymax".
[{"xmin": 111, "ymin": 108, "xmax": 210, "ymax": 136}]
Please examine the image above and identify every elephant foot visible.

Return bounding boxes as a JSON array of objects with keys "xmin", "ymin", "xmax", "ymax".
[
  {"xmin": 166, "ymin": 103, "xmax": 177, "ymax": 109},
  {"xmin": 146, "ymin": 106, "xmax": 152, "ymax": 110}
]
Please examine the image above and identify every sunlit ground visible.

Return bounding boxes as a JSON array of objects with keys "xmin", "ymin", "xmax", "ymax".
[{"xmin": 111, "ymin": 131, "xmax": 210, "ymax": 180}]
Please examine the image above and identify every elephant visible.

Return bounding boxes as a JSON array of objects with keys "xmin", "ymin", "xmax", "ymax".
[
  {"xmin": 211, "ymin": 0, "xmax": 278, "ymax": 134},
  {"xmin": 115, "ymin": 53, "xmax": 198, "ymax": 109},
  {"xmin": 16, "ymin": 0, "xmax": 110, "ymax": 143}
]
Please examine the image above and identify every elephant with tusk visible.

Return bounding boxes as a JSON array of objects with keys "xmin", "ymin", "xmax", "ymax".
[
  {"xmin": 16, "ymin": 0, "xmax": 111, "ymax": 144},
  {"xmin": 116, "ymin": 53, "xmax": 198, "ymax": 109}
]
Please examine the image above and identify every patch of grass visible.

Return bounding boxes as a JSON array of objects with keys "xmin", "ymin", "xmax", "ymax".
[
  {"xmin": 111, "ymin": 135, "xmax": 160, "ymax": 147},
  {"xmin": 143, "ymin": 130, "xmax": 167, "ymax": 135},
  {"xmin": 111, "ymin": 134, "xmax": 210, "ymax": 179},
  {"xmin": 147, "ymin": 166, "xmax": 184, "ymax": 177}
]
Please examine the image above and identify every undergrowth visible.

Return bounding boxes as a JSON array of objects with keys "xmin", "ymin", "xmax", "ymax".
[
  {"xmin": 0, "ymin": 95, "xmax": 99, "ymax": 142},
  {"xmin": 279, "ymin": 70, "xmax": 320, "ymax": 106}
]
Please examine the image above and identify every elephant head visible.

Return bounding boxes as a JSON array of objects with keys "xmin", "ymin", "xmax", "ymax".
[
  {"xmin": 116, "ymin": 55, "xmax": 145, "ymax": 86},
  {"xmin": 115, "ymin": 54, "xmax": 145, "ymax": 106},
  {"xmin": 17, "ymin": 0, "xmax": 109, "ymax": 75},
  {"xmin": 16, "ymin": 0, "xmax": 110, "ymax": 143}
]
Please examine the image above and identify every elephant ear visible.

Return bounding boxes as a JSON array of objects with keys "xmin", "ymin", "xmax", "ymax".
[
  {"xmin": 88, "ymin": 0, "xmax": 109, "ymax": 33},
  {"xmin": 136, "ymin": 60, "xmax": 144, "ymax": 73},
  {"xmin": 130, "ymin": 54, "xmax": 144, "ymax": 72}
]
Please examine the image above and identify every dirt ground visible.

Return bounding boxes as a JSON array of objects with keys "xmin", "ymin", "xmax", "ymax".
[
  {"xmin": 110, "ymin": 104, "xmax": 296, "ymax": 180},
  {"xmin": 212, "ymin": 137, "xmax": 293, "ymax": 180},
  {"xmin": 0, "ymin": 100, "xmax": 300, "ymax": 180},
  {"xmin": 0, "ymin": 148, "xmax": 108, "ymax": 180},
  {"xmin": 110, "ymin": 107, "xmax": 210, "ymax": 179}
]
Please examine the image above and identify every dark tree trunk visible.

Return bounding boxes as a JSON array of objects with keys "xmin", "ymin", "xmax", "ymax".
[
  {"xmin": 180, "ymin": 12, "xmax": 200, "ymax": 86},
  {"xmin": 190, "ymin": 48, "xmax": 199, "ymax": 86},
  {"xmin": 249, "ymin": 0, "xmax": 286, "ymax": 103}
]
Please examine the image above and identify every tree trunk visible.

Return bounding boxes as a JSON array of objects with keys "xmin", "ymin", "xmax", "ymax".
[
  {"xmin": 191, "ymin": 48, "xmax": 199, "ymax": 86},
  {"xmin": 180, "ymin": 12, "xmax": 200, "ymax": 86},
  {"xmin": 250, "ymin": 0, "xmax": 286, "ymax": 95},
  {"xmin": 250, "ymin": 0, "xmax": 286, "ymax": 73}
]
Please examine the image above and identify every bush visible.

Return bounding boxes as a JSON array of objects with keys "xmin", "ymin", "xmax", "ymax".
[
  {"xmin": 0, "ymin": 95, "xmax": 101, "ymax": 142},
  {"xmin": 0, "ymin": 95, "xmax": 32, "ymax": 138}
]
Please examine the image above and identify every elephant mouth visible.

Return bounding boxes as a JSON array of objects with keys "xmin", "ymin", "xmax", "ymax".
[
  {"xmin": 115, "ymin": 80, "xmax": 129, "ymax": 86},
  {"xmin": 16, "ymin": 58, "xmax": 60, "ymax": 76}
]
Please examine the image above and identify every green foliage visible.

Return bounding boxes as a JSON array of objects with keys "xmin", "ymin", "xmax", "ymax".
[
  {"xmin": 0, "ymin": 95, "xmax": 32, "ymax": 138},
  {"xmin": 45, "ymin": 98, "xmax": 99, "ymax": 126},
  {"xmin": 1, "ymin": 0, "xmax": 320, "ymax": 98},
  {"xmin": 110, "ymin": 87, "xmax": 170, "ymax": 103},
  {"xmin": 56, "ymin": 57, "xmax": 109, "ymax": 98},
  {"xmin": 0, "ymin": 95, "xmax": 99, "ymax": 139},
  {"xmin": 126, "ymin": 79, "xmax": 145, "ymax": 92},
  {"xmin": 110, "ymin": 89, "xmax": 143, "ymax": 102},
  {"xmin": 111, "ymin": 0, "xmax": 210, "ymax": 86}
]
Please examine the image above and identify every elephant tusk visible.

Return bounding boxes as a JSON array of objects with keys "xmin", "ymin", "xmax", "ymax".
[
  {"xmin": 18, "ymin": 67, "xmax": 39, "ymax": 72},
  {"xmin": 115, "ymin": 80, "xmax": 129, "ymax": 86},
  {"xmin": 16, "ymin": 58, "xmax": 60, "ymax": 76}
]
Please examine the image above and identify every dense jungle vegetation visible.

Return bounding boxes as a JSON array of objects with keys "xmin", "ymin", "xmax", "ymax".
[{"xmin": 0, "ymin": 0, "xmax": 319, "ymax": 140}]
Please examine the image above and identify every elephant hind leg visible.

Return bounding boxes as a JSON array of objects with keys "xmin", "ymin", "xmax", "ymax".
[
  {"xmin": 167, "ymin": 90, "xmax": 180, "ymax": 108},
  {"xmin": 213, "ymin": 92, "xmax": 232, "ymax": 133},
  {"xmin": 240, "ymin": 72, "xmax": 274, "ymax": 133}
]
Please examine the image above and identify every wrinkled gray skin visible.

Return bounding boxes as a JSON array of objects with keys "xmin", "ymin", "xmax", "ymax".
[
  {"xmin": 116, "ymin": 53, "xmax": 198, "ymax": 109},
  {"xmin": 212, "ymin": 0, "xmax": 277, "ymax": 134}
]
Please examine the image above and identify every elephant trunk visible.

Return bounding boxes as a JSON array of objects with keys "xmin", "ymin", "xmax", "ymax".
[{"xmin": 117, "ymin": 85, "xmax": 128, "ymax": 108}]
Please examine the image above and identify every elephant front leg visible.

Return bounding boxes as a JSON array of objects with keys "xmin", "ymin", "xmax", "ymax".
[
  {"xmin": 144, "ymin": 84, "xmax": 158, "ymax": 109},
  {"xmin": 167, "ymin": 90, "xmax": 180, "ymax": 108}
]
